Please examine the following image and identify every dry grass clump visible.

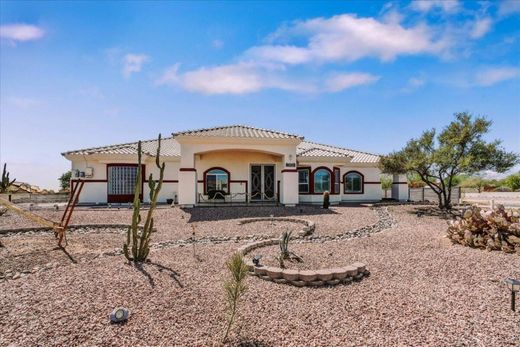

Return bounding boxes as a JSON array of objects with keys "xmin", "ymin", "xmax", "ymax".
[{"xmin": 447, "ymin": 204, "xmax": 520, "ymax": 254}]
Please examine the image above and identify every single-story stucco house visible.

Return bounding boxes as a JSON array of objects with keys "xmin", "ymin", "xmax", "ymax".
[{"xmin": 62, "ymin": 125, "xmax": 407, "ymax": 207}]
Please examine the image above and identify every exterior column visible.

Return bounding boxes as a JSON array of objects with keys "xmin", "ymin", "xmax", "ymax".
[
  {"xmin": 391, "ymin": 174, "xmax": 408, "ymax": 201},
  {"xmin": 178, "ymin": 168, "xmax": 197, "ymax": 207},
  {"xmin": 281, "ymin": 169, "xmax": 298, "ymax": 206}
]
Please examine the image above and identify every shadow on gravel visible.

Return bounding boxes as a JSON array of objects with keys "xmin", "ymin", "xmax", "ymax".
[
  {"xmin": 52, "ymin": 246, "xmax": 78, "ymax": 264},
  {"xmin": 133, "ymin": 261, "xmax": 183, "ymax": 289},
  {"xmin": 183, "ymin": 205, "xmax": 346, "ymax": 223}
]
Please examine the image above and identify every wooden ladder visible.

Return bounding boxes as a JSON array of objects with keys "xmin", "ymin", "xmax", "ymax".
[
  {"xmin": 0, "ymin": 180, "xmax": 85, "ymax": 248},
  {"xmin": 56, "ymin": 180, "xmax": 85, "ymax": 247}
]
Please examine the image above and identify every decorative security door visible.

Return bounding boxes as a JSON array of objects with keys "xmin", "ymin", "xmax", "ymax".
[{"xmin": 250, "ymin": 165, "xmax": 275, "ymax": 201}]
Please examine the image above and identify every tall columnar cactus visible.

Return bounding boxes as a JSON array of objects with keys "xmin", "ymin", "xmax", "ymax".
[
  {"xmin": 0, "ymin": 163, "xmax": 16, "ymax": 193},
  {"xmin": 123, "ymin": 134, "xmax": 165, "ymax": 262}
]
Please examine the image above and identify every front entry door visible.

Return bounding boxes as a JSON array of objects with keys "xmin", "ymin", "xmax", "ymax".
[{"xmin": 250, "ymin": 165, "xmax": 275, "ymax": 201}]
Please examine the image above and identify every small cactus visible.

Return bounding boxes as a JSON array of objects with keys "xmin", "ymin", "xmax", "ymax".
[
  {"xmin": 123, "ymin": 135, "xmax": 165, "ymax": 262},
  {"xmin": 323, "ymin": 190, "xmax": 330, "ymax": 209},
  {"xmin": 0, "ymin": 163, "xmax": 16, "ymax": 193}
]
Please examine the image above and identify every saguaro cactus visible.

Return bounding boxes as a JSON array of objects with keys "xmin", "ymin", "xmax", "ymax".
[
  {"xmin": 0, "ymin": 163, "xmax": 16, "ymax": 193},
  {"xmin": 123, "ymin": 134, "xmax": 165, "ymax": 262}
]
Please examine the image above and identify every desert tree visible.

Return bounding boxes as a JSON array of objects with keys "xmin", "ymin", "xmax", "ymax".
[
  {"xmin": 58, "ymin": 171, "xmax": 72, "ymax": 191},
  {"xmin": 380, "ymin": 113, "xmax": 519, "ymax": 209}
]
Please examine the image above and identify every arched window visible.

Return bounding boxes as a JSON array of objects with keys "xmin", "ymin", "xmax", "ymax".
[
  {"xmin": 204, "ymin": 168, "xmax": 229, "ymax": 195},
  {"xmin": 344, "ymin": 171, "xmax": 363, "ymax": 194},
  {"xmin": 313, "ymin": 168, "xmax": 331, "ymax": 193}
]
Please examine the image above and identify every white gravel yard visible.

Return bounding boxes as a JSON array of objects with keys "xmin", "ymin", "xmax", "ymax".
[{"xmin": 0, "ymin": 204, "xmax": 519, "ymax": 346}]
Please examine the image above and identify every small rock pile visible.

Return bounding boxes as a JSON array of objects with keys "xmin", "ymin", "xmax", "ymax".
[{"xmin": 447, "ymin": 204, "xmax": 520, "ymax": 254}]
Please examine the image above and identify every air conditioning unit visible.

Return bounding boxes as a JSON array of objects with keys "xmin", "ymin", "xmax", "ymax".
[{"xmin": 72, "ymin": 168, "xmax": 94, "ymax": 178}]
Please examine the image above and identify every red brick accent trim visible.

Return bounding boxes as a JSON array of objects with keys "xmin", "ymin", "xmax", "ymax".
[
  {"xmin": 179, "ymin": 168, "xmax": 196, "ymax": 172},
  {"xmin": 281, "ymin": 169, "xmax": 298, "ymax": 173}
]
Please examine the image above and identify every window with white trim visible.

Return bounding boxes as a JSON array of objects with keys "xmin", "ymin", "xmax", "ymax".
[{"xmin": 298, "ymin": 168, "xmax": 310, "ymax": 193}]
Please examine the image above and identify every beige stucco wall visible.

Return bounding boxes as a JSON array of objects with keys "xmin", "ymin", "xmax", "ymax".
[
  {"xmin": 69, "ymin": 155, "xmax": 179, "ymax": 204},
  {"xmin": 296, "ymin": 162, "xmax": 383, "ymax": 204},
  {"xmin": 195, "ymin": 150, "xmax": 283, "ymax": 203},
  {"xmin": 65, "ymin": 141, "xmax": 384, "ymax": 205},
  {"xmin": 177, "ymin": 137, "xmax": 299, "ymax": 206}
]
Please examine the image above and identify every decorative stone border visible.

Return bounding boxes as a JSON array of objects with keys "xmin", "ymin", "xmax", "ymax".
[
  {"xmin": 236, "ymin": 238, "xmax": 370, "ymax": 287},
  {"xmin": 238, "ymin": 217, "xmax": 315, "ymax": 237}
]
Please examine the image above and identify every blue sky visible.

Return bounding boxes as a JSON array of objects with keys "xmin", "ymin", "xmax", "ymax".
[{"xmin": 1, "ymin": 0, "xmax": 519, "ymax": 190}]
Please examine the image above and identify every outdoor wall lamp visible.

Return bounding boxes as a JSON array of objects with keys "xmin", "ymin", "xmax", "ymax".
[
  {"xmin": 252, "ymin": 255, "xmax": 262, "ymax": 267},
  {"xmin": 504, "ymin": 278, "xmax": 520, "ymax": 312}
]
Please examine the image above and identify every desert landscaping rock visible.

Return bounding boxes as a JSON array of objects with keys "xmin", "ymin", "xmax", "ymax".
[
  {"xmin": 344, "ymin": 265, "xmax": 358, "ymax": 276},
  {"xmin": 299, "ymin": 270, "xmax": 317, "ymax": 282},
  {"xmin": 316, "ymin": 269, "xmax": 334, "ymax": 281},
  {"xmin": 265, "ymin": 267, "xmax": 283, "ymax": 279},
  {"xmin": 282, "ymin": 269, "xmax": 299, "ymax": 281},
  {"xmin": 0, "ymin": 204, "xmax": 519, "ymax": 346},
  {"xmin": 331, "ymin": 268, "xmax": 348, "ymax": 280}
]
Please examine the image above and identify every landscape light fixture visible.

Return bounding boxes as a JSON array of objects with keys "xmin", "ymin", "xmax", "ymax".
[
  {"xmin": 110, "ymin": 307, "xmax": 130, "ymax": 323},
  {"xmin": 504, "ymin": 278, "xmax": 520, "ymax": 312},
  {"xmin": 252, "ymin": 255, "xmax": 262, "ymax": 267}
]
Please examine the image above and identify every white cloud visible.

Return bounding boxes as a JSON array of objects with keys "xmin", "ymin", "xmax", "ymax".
[
  {"xmin": 157, "ymin": 63, "xmax": 379, "ymax": 95},
  {"xmin": 498, "ymin": 0, "xmax": 520, "ymax": 16},
  {"xmin": 122, "ymin": 53, "xmax": 150, "ymax": 77},
  {"xmin": 245, "ymin": 14, "xmax": 449, "ymax": 64},
  {"xmin": 409, "ymin": 0, "xmax": 460, "ymax": 14},
  {"xmin": 0, "ymin": 24, "xmax": 45, "ymax": 42},
  {"xmin": 474, "ymin": 67, "xmax": 520, "ymax": 86},
  {"xmin": 156, "ymin": 62, "xmax": 317, "ymax": 94},
  {"xmin": 324, "ymin": 73, "xmax": 380, "ymax": 92},
  {"xmin": 470, "ymin": 17, "xmax": 492, "ymax": 39}
]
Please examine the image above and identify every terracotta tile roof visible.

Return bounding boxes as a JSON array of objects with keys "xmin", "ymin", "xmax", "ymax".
[
  {"xmin": 62, "ymin": 137, "xmax": 181, "ymax": 157},
  {"xmin": 297, "ymin": 141, "xmax": 380, "ymax": 163},
  {"xmin": 173, "ymin": 125, "xmax": 303, "ymax": 139},
  {"xmin": 62, "ymin": 126, "xmax": 379, "ymax": 164},
  {"xmin": 297, "ymin": 147, "xmax": 349, "ymax": 158}
]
